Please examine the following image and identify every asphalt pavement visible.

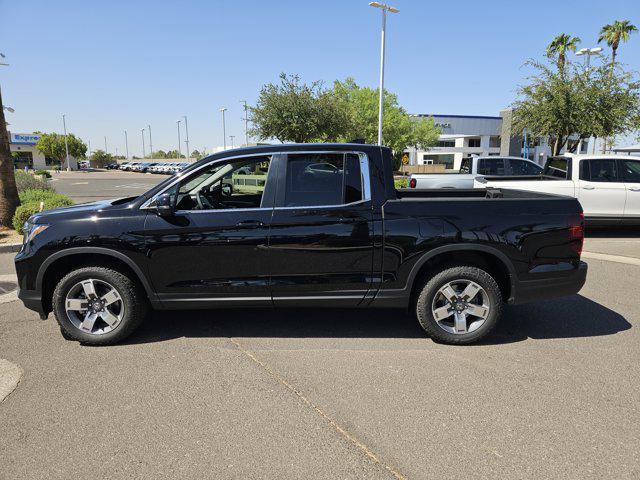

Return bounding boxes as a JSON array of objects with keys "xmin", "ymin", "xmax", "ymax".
[{"xmin": 1, "ymin": 172, "xmax": 639, "ymax": 479}]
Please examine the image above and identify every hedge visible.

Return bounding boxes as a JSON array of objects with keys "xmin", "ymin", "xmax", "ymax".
[{"xmin": 12, "ymin": 190, "xmax": 74, "ymax": 234}]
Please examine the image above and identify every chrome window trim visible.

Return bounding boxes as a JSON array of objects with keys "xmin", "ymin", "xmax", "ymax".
[{"xmin": 141, "ymin": 150, "xmax": 372, "ymax": 211}]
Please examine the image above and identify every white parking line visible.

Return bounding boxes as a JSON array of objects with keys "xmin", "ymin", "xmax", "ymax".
[{"xmin": 582, "ymin": 251, "xmax": 640, "ymax": 266}]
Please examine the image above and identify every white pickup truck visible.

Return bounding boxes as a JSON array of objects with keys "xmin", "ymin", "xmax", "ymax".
[
  {"xmin": 407, "ymin": 156, "xmax": 543, "ymax": 189},
  {"xmin": 474, "ymin": 154, "xmax": 640, "ymax": 225}
]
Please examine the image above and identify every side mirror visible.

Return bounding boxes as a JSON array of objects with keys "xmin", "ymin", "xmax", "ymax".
[{"xmin": 155, "ymin": 193, "xmax": 175, "ymax": 217}]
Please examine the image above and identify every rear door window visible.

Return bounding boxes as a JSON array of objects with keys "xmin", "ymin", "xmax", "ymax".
[
  {"xmin": 509, "ymin": 159, "xmax": 543, "ymax": 175},
  {"xmin": 544, "ymin": 158, "xmax": 569, "ymax": 179},
  {"xmin": 282, "ymin": 153, "xmax": 363, "ymax": 207},
  {"xmin": 477, "ymin": 158, "xmax": 505, "ymax": 175},
  {"xmin": 583, "ymin": 159, "xmax": 620, "ymax": 182}
]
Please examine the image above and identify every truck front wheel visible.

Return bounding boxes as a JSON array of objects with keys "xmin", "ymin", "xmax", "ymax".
[{"xmin": 415, "ymin": 266, "xmax": 503, "ymax": 345}]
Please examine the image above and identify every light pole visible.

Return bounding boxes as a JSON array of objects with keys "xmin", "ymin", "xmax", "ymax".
[
  {"xmin": 576, "ymin": 47, "xmax": 603, "ymax": 69},
  {"xmin": 230, "ymin": 135, "xmax": 235, "ymax": 149},
  {"xmin": 183, "ymin": 115, "xmax": 190, "ymax": 160},
  {"xmin": 576, "ymin": 47, "xmax": 603, "ymax": 153},
  {"xmin": 62, "ymin": 114, "xmax": 70, "ymax": 171},
  {"xmin": 220, "ymin": 107, "xmax": 227, "ymax": 150},
  {"xmin": 124, "ymin": 130, "xmax": 129, "ymax": 160},
  {"xmin": 141, "ymin": 128, "xmax": 146, "ymax": 158},
  {"xmin": 240, "ymin": 100, "xmax": 249, "ymax": 146},
  {"xmin": 147, "ymin": 124, "xmax": 153, "ymax": 158},
  {"xmin": 369, "ymin": 2, "xmax": 399, "ymax": 146},
  {"xmin": 104, "ymin": 136, "xmax": 107, "ymax": 154},
  {"xmin": 176, "ymin": 120, "xmax": 182, "ymax": 158}
]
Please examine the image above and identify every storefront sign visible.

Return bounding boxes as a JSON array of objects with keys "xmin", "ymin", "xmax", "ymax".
[{"xmin": 10, "ymin": 133, "xmax": 41, "ymax": 145}]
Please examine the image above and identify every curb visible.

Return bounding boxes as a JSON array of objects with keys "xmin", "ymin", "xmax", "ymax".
[
  {"xmin": 0, "ymin": 243, "xmax": 21, "ymax": 254},
  {"xmin": 0, "ymin": 359, "xmax": 22, "ymax": 403}
]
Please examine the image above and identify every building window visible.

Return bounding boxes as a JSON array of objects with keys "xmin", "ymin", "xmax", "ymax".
[
  {"xmin": 467, "ymin": 138, "xmax": 481, "ymax": 148},
  {"xmin": 489, "ymin": 136, "xmax": 501, "ymax": 148},
  {"xmin": 422, "ymin": 154, "xmax": 454, "ymax": 168},
  {"xmin": 437, "ymin": 139, "xmax": 455, "ymax": 148}
]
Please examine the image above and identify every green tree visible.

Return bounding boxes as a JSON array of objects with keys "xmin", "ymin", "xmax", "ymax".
[
  {"xmin": 546, "ymin": 34, "xmax": 581, "ymax": 73},
  {"xmin": 332, "ymin": 78, "xmax": 440, "ymax": 167},
  {"xmin": 249, "ymin": 73, "xmax": 349, "ymax": 143},
  {"xmin": 512, "ymin": 60, "xmax": 640, "ymax": 155},
  {"xmin": 89, "ymin": 149, "xmax": 113, "ymax": 168},
  {"xmin": 598, "ymin": 20, "xmax": 637, "ymax": 74},
  {"xmin": 36, "ymin": 132, "xmax": 87, "ymax": 168},
  {"xmin": 165, "ymin": 150, "xmax": 184, "ymax": 159},
  {"xmin": 150, "ymin": 150, "xmax": 167, "ymax": 159},
  {"xmin": 190, "ymin": 150, "xmax": 203, "ymax": 159},
  {"xmin": 0, "ymin": 85, "xmax": 20, "ymax": 227}
]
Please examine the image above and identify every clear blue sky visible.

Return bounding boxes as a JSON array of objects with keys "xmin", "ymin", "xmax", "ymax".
[{"xmin": 1, "ymin": 0, "xmax": 638, "ymax": 156}]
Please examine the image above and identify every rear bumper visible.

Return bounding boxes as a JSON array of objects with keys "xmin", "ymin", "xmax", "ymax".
[
  {"xmin": 18, "ymin": 288, "xmax": 48, "ymax": 319},
  {"xmin": 510, "ymin": 261, "xmax": 587, "ymax": 305}
]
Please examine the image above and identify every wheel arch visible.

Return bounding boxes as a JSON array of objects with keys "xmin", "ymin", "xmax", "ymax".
[
  {"xmin": 407, "ymin": 244, "xmax": 516, "ymax": 307},
  {"xmin": 37, "ymin": 247, "xmax": 155, "ymax": 313}
]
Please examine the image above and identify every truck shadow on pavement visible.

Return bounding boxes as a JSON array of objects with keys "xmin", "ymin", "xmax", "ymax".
[{"xmin": 123, "ymin": 294, "xmax": 630, "ymax": 346}]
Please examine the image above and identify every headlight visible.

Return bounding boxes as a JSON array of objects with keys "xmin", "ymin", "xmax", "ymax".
[{"xmin": 23, "ymin": 222, "xmax": 49, "ymax": 244}]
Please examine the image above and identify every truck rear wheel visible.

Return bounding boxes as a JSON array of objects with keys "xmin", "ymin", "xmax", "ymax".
[
  {"xmin": 415, "ymin": 266, "xmax": 502, "ymax": 345},
  {"xmin": 52, "ymin": 266, "xmax": 148, "ymax": 346}
]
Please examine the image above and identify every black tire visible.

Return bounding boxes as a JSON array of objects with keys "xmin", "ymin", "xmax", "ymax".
[
  {"xmin": 415, "ymin": 266, "xmax": 502, "ymax": 345},
  {"xmin": 52, "ymin": 266, "xmax": 148, "ymax": 346}
]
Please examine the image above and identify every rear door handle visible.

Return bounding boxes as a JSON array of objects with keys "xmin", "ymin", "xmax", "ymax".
[
  {"xmin": 582, "ymin": 185, "xmax": 595, "ymax": 190},
  {"xmin": 236, "ymin": 220, "xmax": 264, "ymax": 228},
  {"xmin": 629, "ymin": 187, "xmax": 640, "ymax": 192}
]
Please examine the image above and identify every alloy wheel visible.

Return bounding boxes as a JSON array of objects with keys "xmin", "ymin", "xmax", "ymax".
[
  {"xmin": 431, "ymin": 279, "xmax": 490, "ymax": 334},
  {"xmin": 64, "ymin": 279, "xmax": 125, "ymax": 335}
]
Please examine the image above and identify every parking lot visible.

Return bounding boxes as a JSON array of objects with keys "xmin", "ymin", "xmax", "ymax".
[{"xmin": 1, "ymin": 174, "xmax": 639, "ymax": 479}]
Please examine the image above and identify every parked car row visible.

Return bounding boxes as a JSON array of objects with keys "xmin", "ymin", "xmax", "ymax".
[{"xmin": 112, "ymin": 161, "xmax": 191, "ymax": 174}]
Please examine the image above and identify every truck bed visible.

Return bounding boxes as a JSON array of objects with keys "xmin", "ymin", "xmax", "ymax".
[{"xmin": 396, "ymin": 187, "xmax": 567, "ymax": 201}]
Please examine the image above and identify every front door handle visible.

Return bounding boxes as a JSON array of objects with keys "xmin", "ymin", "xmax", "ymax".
[
  {"xmin": 582, "ymin": 185, "xmax": 595, "ymax": 190},
  {"xmin": 236, "ymin": 220, "xmax": 264, "ymax": 228}
]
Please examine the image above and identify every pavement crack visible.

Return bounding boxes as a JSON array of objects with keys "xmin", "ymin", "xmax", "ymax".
[{"xmin": 228, "ymin": 337, "xmax": 408, "ymax": 480}]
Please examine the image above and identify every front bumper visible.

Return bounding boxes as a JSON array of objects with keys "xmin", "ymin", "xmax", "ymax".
[{"xmin": 510, "ymin": 261, "xmax": 588, "ymax": 305}]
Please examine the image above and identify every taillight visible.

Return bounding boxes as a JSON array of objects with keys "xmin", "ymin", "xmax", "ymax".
[
  {"xmin": 409, "ymin": 178, "xmax": 417, "ymax": 188},
  {"xmin": 569, "ymin": 213, "xmax": 584, "ymax": 255}
]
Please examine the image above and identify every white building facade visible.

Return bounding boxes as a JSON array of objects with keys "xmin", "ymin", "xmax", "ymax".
[{"xmin": 408, "ymin": 111, "xmax": 590, "ymax": 171}]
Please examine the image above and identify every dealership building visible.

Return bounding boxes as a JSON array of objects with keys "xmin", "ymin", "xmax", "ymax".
[
  {"xmin": 407, "ymin": 110, "xmax": 590, "ymax": 170},
  {"xmin": 8, "ymin": 131, "xmax": 81, "ymax": 170}
]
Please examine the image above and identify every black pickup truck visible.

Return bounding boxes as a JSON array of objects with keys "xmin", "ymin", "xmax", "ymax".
[{"xmin": 15, "ymin": 144, "xmax": 587, "ymax": 345}]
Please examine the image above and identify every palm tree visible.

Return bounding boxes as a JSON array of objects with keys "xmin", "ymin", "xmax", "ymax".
[
  {"xmin": 598, "ymin": 20, "xmax": 638, "ymax": 73},
  {"xmin": 546, "ymin": 34, "xmax": 581, "ymax": 72}
]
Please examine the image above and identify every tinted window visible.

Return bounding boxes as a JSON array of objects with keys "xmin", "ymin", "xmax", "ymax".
[
  {"xmin": 459, "ymin": 158, "xmax": 472, "ymax": 174},
  {"xmin": 509, "ymin": 159, "xmax": 543, "ymax": 175},
  {"xmin": 468, "ymin": 138, "xmax": 481, "ymax": 148},
  {"xmin": 584, "ymin": 159, "xmax": 619, "ymax": 182},
  {"xmin": 283, "ymin": 153, "xmax": 363, "ymax": 207},
  {"xmin": 544, "ymin": 158, "xmax": 569, "ymax": 179},
  {"xmin": 477, "ymin": 158, "xmax": 505, "ymax": 175},
  {"xmin": 622, "ymin": 160, "xmax": 640, "ymax": 182}
]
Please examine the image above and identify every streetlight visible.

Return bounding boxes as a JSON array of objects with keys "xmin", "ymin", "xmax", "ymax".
[
  {"xmin": 240, "ymin": 100, "xmax": 249, "ymax": 146},
  {"xmin": 62, "ymin": 114, "xmax": 70, "ymax": 172},
  {"xmin": 141, "ymin": 128, "xmax": 146, "ymax": 158},
  {"xmin": 369, "ymin": 2, "xmax": 399, "ymax": 146},
  {"xmin": 124, "ymin": 130, "xmax": 129, "ymax": 160},
  {"xmin": 230, "ymin": 135, "xmax": 235, "ymax": 149},
  {"xmin": 576, "ymin": 47, "xmax": 603, "ymax": 68},
  {"xmin": 147, "ymin": 124, "xmax": 153, "ymax": 158},
  {"xmin": 176, "ymin": 120, "xmax": 182, "ymax": 158},
  {"xmin": 0, "ymin": 52, "xmax": 8, "ymax": 67},
  {"xmin": 3, "ymin": 106, "xmax": 14, "ymax": 113},
  {"xmin": 104, "ymin": 136, "xmax": 108, "ymax": 154},
  {"xmin": 183, "ymin": 115, "xmax": 190, "ymax": 161},
  {"xmin": 220, "ymin": 107, "xmax": 227, "ymax": 150}
]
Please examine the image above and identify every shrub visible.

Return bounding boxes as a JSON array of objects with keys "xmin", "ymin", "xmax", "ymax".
[
  {"xmin": 14, "ymin": 170, "xmax": 52, "ymax": 192},
  {"xmin": 19, "ymin": 189, "xmax": 73, "ymax": 206},
  {"xmin": 394, "ymin": 177, "xmax": 408, "ymax": 189},
  {"xmin": 12, "ymin": 190, "xmax": 74, "ymax": 234},
  {"xmin": 34, "ymin": 170, "xmax": 52, "ymax": 178}
]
